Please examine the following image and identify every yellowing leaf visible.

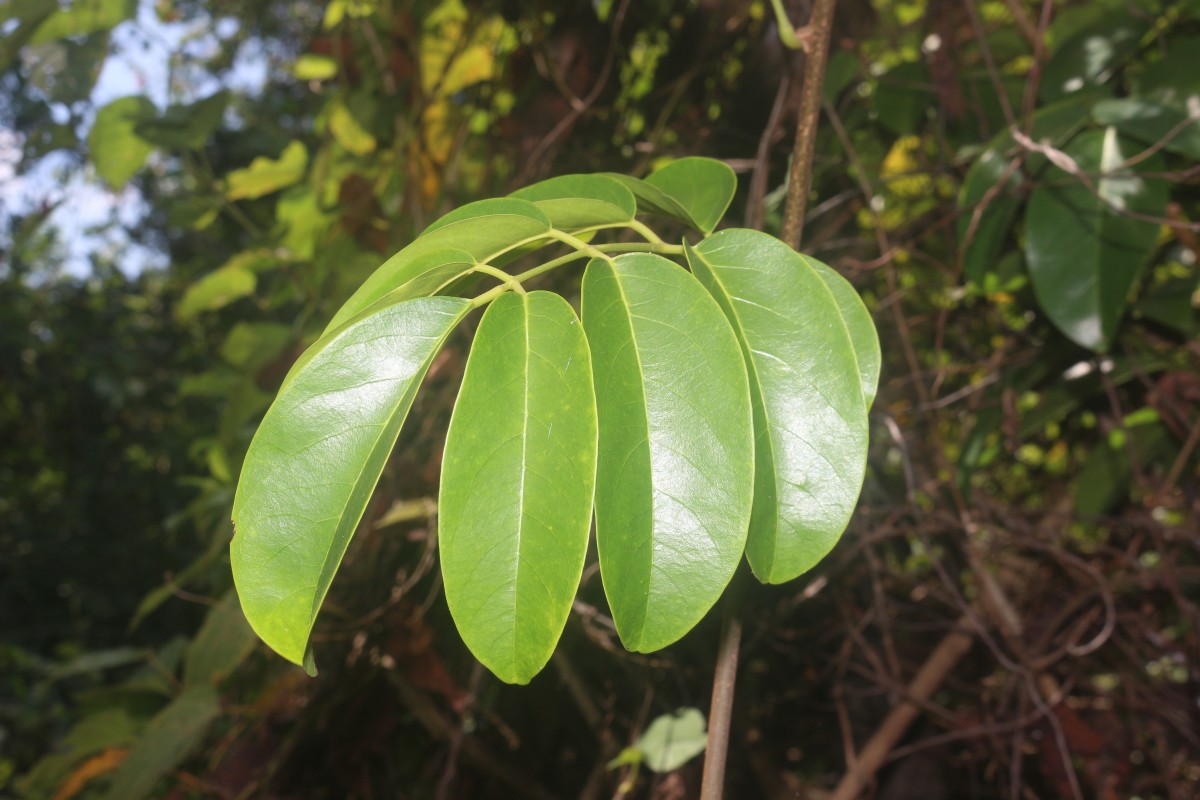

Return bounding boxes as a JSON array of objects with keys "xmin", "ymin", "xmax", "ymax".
[
  {"xmin": 330, "ymin": 104, "xmax": 376, "ymax": 156},
  {"xmin": 226, "ymin": 141, "xmax": 308, "ymax": 201},
  {"xmin": 175, "ymin": 267, "xmax": 256, "ymax": 321},
  {"xmin": 419, "ymin": 1, "xmax": 511, "ymax": 97},
  {"xmin": 294, "ymin": 54, "xmax": 336, "ymax": 80}
]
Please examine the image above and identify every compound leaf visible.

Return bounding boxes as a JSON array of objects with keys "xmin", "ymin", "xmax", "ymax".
[
  {"xmin": 582, "ymin": 253, "xmax": 752, "ymax": 652},
  {"xmin": 688, "ymin": 231, "xmax": 869, "ymax": 583},
  {"xmin": 440, "ymin": 291, "xmax": 596, "ymax": 684},
  {"xmin": 231, "ymin": 296, "xmax": 471, "ymax": 671}
]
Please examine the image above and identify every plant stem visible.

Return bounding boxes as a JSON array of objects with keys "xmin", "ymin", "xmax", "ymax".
[
  {"xmin": 700, "ymin": 594, "xmax": 743, "ymax": 800},
  {"xmin": 780, "ymin": 0, "xmax": 838, "ymax": 250},
  {"xmin": 700, "ymin": 5, "xmax": 838, "ymax": 797}
]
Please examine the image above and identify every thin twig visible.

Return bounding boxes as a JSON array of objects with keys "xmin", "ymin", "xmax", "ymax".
[
  {"xmin": 827, "ymin": 616, "xmax": 975, "ymax": 800},
  {"xmin": 780, "ymin": 0, "xmax": 838, "ymax": 249},
  {"xmin": 700, "ymin": 597, "xmax": 743, "ymax": 800}
]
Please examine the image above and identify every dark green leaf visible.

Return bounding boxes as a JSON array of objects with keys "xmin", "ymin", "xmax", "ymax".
[
  {"xmin": 231, "ymin": 297, "xmax": 471, "ymax": 670},
  {"xmin": 582, "ymin": 253, "xmax": 753, "ymax": 651},
  {"xmin": 1092, "ymin": 98, "xmax": 1200, "ymax": 159},
  {"xmin": 1135, "ymin": 276, "xmax": 1200, "ymax": 336},
  {"xmin": 957, "ymin": 93, "xmax": 1097, "ymax": 285},
  {"xmin": 957, "ymin": 148, "xmax": 1022, "ymax": 285},
  {"xmin": 1040, "ymin": 14, "xmax": 1150, "ymax": 101},
  {"xmin": 1025, "ymin": 128, "xmax": 1168, "ymax": 351},
  {"xmin": 510, "ymin": 174, "xmax": 637, "ymax": 229},
  {"xmin": 134, "ymin": 91, "xmax": 228, "ymax": 150},
  {"xmin": 103, "ymin": 686, "xmax": 220, "ymax": 800},
  {"xmin": 1134, "ymin": 36, "xmax": 1200, "ymax": 109},
  {"xmin": 439, "ymin": 291, "xmax": 596, "ymax": 684},
  {"xmin": 875, "ymin": 61, "xmax": 932, "ymax": 137},
  {"xmin": 183, "ymin": 591, "xmax": 257, "ymax": 687},
  {"xmin": 327, "ymin": 200, "xmax": 550, "ymax": 332},
  {"xmin": 688, "ymin": 231, "xmax": 870, "ymax": 583}
]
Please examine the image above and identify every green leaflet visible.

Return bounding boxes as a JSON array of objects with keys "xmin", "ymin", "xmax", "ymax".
[
  {"xmin": 1025, "ymin": 128, "xmax": 1167, "ymax": 351},
  {"xmin": 582, "ymin": 253, "xmax": 753, "ymax": 652},
  {"xmin": 956, "ymin": 93, "xmax": 1096, "ymax": 285},
  {"xmin": 1040, "ymin": 13, "xmax": 1150, "ymax": 102},
  {"xmin": 326, "ymin": 198, "xmax": 551, "ymax": 332},
  {"xmin": 688, "ymin": 231, "xmax": 870, "ymax": 583},
  {"xmin": 802, "ymin": 255, "xmax": 881, "ymax": 409},
  {"xmin": 510, "ymin": 173, "xmax": 637, "ymax": 229},
  {"xmin": 605, "ymin": 157, "xmax": 736, "ymax": 234},
  {"xmin": 231, "ymin": 296, "xmax": 471, "ymax": 671},
  {"xmin": 643, "ymin": 157, "xmax": 736, "ymax": 234},
  {"xmin": 957, "ymin": 148, "xmax": 1022, "ymax": 286},
  {"xmin": 439, "ymin": 291, "xmax": 597, "ymax": 684}
]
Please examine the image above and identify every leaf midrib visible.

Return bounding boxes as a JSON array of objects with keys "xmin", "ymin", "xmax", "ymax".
[{"xmin": 511, "ymin": 293, "xmax": 532, "ymax": 675}]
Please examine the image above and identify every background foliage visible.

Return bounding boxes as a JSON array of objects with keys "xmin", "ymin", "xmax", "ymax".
[{"xmin": 2, "ymin": 0, "xmax": 1198, "ymax": 798}]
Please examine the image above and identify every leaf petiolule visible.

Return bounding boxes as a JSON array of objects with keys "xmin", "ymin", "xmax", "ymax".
[
  {"xmin": 231, "ymin": 296, "xmax": 471, "ymax": 671},
  {"xmin": 439, "ymin": 291, "xmax": 597, "ymax": 684},
  {"xmin": 1025, "ymin": 127, "xmax": 1167, "ymax": 351},
  {"xmin": 325, "ymin": 198, "xmax": 552, "ymax": 332},
  {"xmin": 582, "ymin": 253, "xmax": 753, "ymax": 652},
  {"xmin": 688, "ymin": 231, "xmax": 870, "ymax": 584}
]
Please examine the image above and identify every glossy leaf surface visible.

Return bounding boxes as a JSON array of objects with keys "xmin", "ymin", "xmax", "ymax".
[
  {"xmin": 510, "ymin": 174, "xmax": 637, "ymax": 229},
  {"xmin": 232, "ymin": 297, "xmax": 471, "ymax": 670},
  {"xmin": 688, "ymin": 231, "xmax": 869, "ymax": 583},
  {"xmin": 1025, "ymin": 128, "xmax": 1167, "ymax": 351},
  {"xmin": 439, "ymin": 291, "xmax": 596, "ymax": 684},
  {"xmin": 605, "ymin": 157, "xmax": 735, "ymax": 234},
  {"xmin": 957, "ymin": 93, "xmax": 1096, "ymax": 283},
  {"xmin": 804, "ymin": 255, "xmax": 882, "ymax": 408},
  {"xmin": 642, "ymin": 157, "xmax": 736, "ymax": 234},
  {"xmin": 327, "ymin": 199, "xmax": 550, "ymax": 332},
  {"xmin": 582, "ymin": 253, "xmax": 752, "ymax": 652}
]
